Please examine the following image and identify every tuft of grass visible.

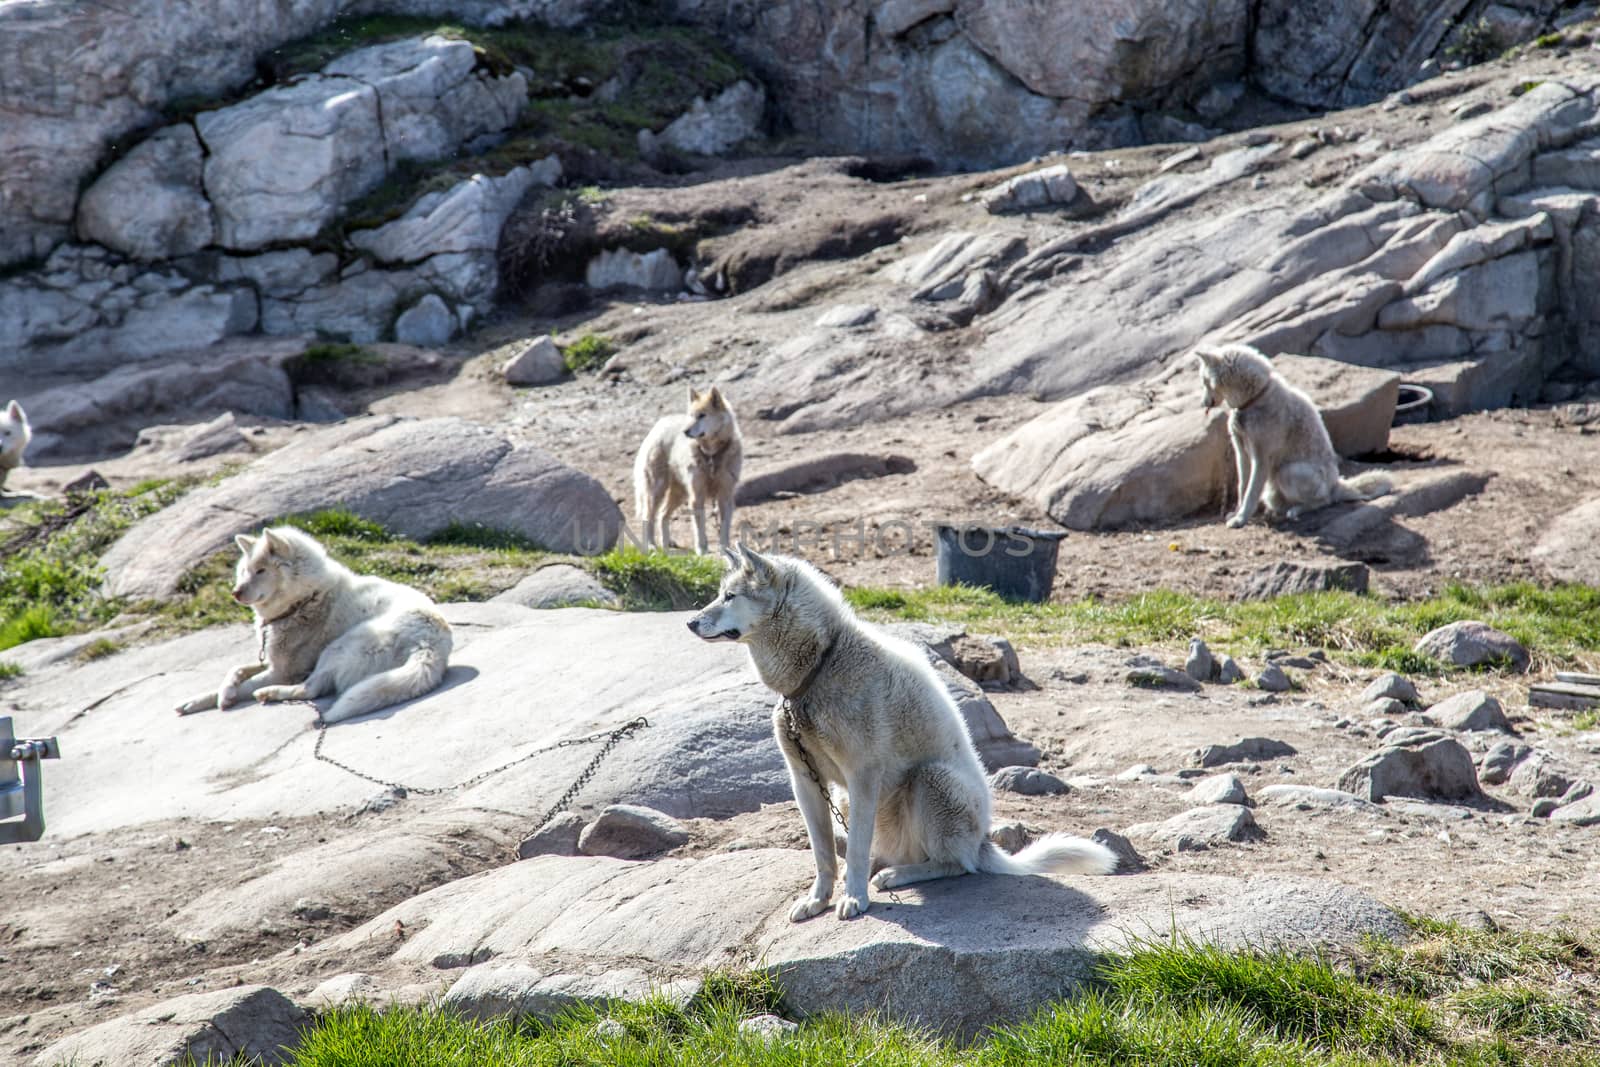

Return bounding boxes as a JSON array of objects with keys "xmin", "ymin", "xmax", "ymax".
[
  {"xmin": 843, "ymin": 581, "xmax": 1600, "ymax": 672},
  {"xmin": 1102, "ymin": 935, "xmax": 1434, "ymax": 1055},
  {"xmin": 426, "ymin": 521, "xmax": 547, "ymax": 552},
  {"xmin": 588, "ymin": 546, "xmax": 721, "ymax": 610},
  {"xmin": 1571, "ymin": 709, "xmax": 1600, "ymax": 731},
  {"xmin": 0, "ymin": 661, "xmax": 21, "ymax": 681},
  {"xmin": 283, "ymin": 508, "xmax": 394, "ymax": 543},
  {"xmin": 1534, "ymin": 32, "xmax": 1565, "ymax": 48},
  {"xmin": 1448, "ymin": 984, "xmax": 1592, "ymax": 1041},
  {"xmin": 1445, "ymin": 17, "xmax": 1503, "ymax": 65},
  {"xmin": 563, "ymin": 333, "xmax": 618, "ymax": 373},
  {"xmin": 0, "ymin": 604, "xmax": 59, "ymax": 651},
  {"xmin": 75, "ymin": 637, "xmax": 123, "ymax": 662},
  {"xmin": 300, "ymin": 342, "xmax": 382, "ymax": 365},
  {"xmin": 1357, "ymin": 916, "xmax": 1598, "ymax": 999}
]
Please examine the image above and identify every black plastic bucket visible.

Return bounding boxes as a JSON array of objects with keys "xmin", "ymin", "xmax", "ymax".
[{"xmin": 933, "ymin": 525, "xmax": 1068, "ymax": 603}]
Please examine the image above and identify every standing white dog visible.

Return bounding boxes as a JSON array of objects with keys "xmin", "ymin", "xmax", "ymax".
[
  {"xmin": 1195, "ymin": 344, "xmax": 1391, "ymax": 528},
  {"xmin": 633, "ymin": 385, "xmax": 743, "ymax": 554},
  {"xmin": 0, "ymin": 400, "xmax": 32, "ymax": 491},
  {"xmin": 688, "ymin": 545, "xmax": 1115, "ymax": 921},
  {"xmin": 176, "ymin": 526, "xmax": 452, "ymax": 723}
]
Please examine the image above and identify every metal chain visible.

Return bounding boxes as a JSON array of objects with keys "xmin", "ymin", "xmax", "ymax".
[
  {"xmin": 311, "ymin": 715, "xmax": 651, "ymax": 800},
  {"xmin": 784, "ymin": 700, "xmax": 849, "ymax": 832}
]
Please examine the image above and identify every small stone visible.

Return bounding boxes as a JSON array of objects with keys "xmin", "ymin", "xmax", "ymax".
[
  {"xmin": 1550, "ymin": 791, "xmax": 1600, "ymax": 826},
  {"xmin": 1126, "ymin": 805, "xmax": 1263, "ymax": 851},
  {"xmin": 1453, "ymin": 100, "xmax": 1493, "ymax": 121},
  {"xmin": 1089, "ymin": 828, "xmax": 1146, "ymax": 873},
  {"xmin": 980, "ymin": 164, "xmax": 1078, "ymax": 214},
  {"xmin": 989, "ymin": 766, "xmax": 1069, "ymax": 796},
  {"xmin": 1257, "ymin": 784, "xmax": 1381, "ymax": 812},
  {"xmin": 577, "ymin": 805, "xmax": 689, "ymax": 859},
  {"xmin": 1117, "ymin": 763, "xmax": 1160, "ymax": 780},
  {"xmin": 1194, "ymin": 737, "xmax": 1296, "ymax": 768},
  {"xmin": 1337, "ymin": 735, "xmax": 1483, "ymax": 803},
  {"xmin": 739, "ymin": 1014, "xmax": 799, "ymax": 1042},
  {"xmin": 1217, "ymin": 656, "xmax": 1244, "ymax": 684},
  {"xmin": 1362, "ymin": 673, "xmax": 1419, "ymax": 706},
  {"xmin": 1532, "ymin": 797, "xmax": 1560, "ymax": 818},
  {"xmin": 393, "ymin": 293, "xmax": 457, "ymax": 348},
  {"xmin": 1237, "ymin": 560, "xmax": 1369, "ymax": 600},
  {"xmin": 1256, "ymin": 664, "xmax": 1292, "ymax": 692},
  {"xmin": 291, "ymin": 898, "xmax": 333, "ymax": 921},
  {"xmin": 1478, "ymin": 741, "xmax": 1530, "ymax": 786},
  {"xmin": 814, "ymin": 304, "xmax": 878, "ymax": 329},
  {"xmin": 1510, "ymin": 754, "xmax": 1578, "ymax": 799},
  {"xmin": 1124, "ymin": 654, "xmax": 1202, "ymax": 691},
  {"xmin": 1364, "ymin": 697, "xmax": 1407, "ymax": 719},
  {"xmin": 517, "ymin": 811, "xmax": 586, "ymax": 859},
  {"xmin": 1419, "ymin": 690, "xmax": 1512, "ymax": 733},
  {"xmin": 1289, "ymin": 137, "xmax": 1319, "ymax": 159},
  {"xmin": 502, "ymin": 336, "xmax": 566, "ymax": 386},
  {"xmin": 989, "ymin": 821, "xmax": 1035, "ymax": 853},
  {"xmin": 1184, "ymin": 637, "xmax": 1215, "ymax": 682},
  {"xmin": 1158, "ymin": 146, "xmax": 1203, "ymax": 173},
  {"xmin": 1414, "ymin": 621, "xmax": 1530, "ymax": 673},
  {"xmin": 1188, "ymin": 772, "xmax": 1250, "ymax": 806}
]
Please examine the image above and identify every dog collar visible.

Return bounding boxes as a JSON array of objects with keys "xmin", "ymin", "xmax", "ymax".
[
  {"xmin": 1234, "ymin": 379, "xmax": 1272, "ymax": 412},
  {"xmin": 783, "ymin": 637, "xmax": 836, "ymax": 704}
]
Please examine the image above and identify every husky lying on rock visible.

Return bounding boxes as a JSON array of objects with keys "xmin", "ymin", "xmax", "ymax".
[
  {"xmin": 176, "ymin": 526, "xmax": 451, "ymax": 723},
  {"xmin": 689, "ymin": 544, "xmax": 1115, "ymax": 921}
]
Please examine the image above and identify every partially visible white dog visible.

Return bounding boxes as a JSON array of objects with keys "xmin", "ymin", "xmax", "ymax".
[
  {"xmin": 1195, "ymin": 343, "xmax": 1391, "ymax": 528},
  {"xmin": 688, "ymin": 545, "xmax": 1115, "ymax": 921},
  {"xmin": 0, "ymin": 400, "xmax": 32, "ymax": 491},
  {"xmin": 633, "ymin": 385, "xmax": 743, "ymax": 554},
  {"xmin": 176, "ymin": 526, "xmax": 452, "ymax": 723}
]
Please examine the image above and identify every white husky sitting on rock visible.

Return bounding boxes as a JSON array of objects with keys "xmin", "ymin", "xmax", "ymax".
[
  {"xmin": 688, "ymin": 545, "xmax": 1115, "ymax": 921},
  {"xmin": 1195, "ymin": 343, "xmax": 1391, "ymax": 528},
  {"xmin": 633, "ymin": 385, "xmax": 743, "ymax": 554},
  {"xmin": 176, "ymin": 526, "xmax": 452, "ymax": 723},
  {"xmin": 0, "ymin": 400, "xmax": 32, "ymax": 491}
]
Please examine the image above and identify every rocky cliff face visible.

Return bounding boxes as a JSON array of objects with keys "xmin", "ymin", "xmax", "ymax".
[{"xmin": 668, "ymin": 0, "xmax": 1579, "ymax": 165}]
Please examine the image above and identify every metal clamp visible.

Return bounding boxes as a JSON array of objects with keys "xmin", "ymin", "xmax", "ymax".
[{"xmin": 1, "ymin": 715, "xmax": 61, "ymax": 844}]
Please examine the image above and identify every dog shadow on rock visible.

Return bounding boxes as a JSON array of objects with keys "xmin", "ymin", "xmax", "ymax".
[{"xmin": 807, "ymin": 869, "xmax": 1108, "ymax": 947}]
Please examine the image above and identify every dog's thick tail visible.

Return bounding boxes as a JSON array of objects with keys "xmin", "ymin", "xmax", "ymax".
[
  {"xmin": 324, "ymin": 645, "xmax": 448, "ymax": 724},
  {"xmin": 1334, "ymin": 470, "xmax": 1393, "ymax": 503},
  {"xmin": 977, "ymin": 833, "xmax": 1117, "ymax": 877}
]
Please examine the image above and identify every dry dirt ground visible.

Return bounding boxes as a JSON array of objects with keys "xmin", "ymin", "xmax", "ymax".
[{"xmin": 7, "ymin": 51, "xmax": 1600, "ymax": 1063}]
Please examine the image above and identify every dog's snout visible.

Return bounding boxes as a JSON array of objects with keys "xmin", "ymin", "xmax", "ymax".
[{"xmin": 685, "ymin": 618, "xmax": 699, "ymax": 634}]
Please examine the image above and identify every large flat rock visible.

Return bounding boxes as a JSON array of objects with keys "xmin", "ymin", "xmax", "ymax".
[
  {"xmin": 1532, "ymin": 496, "xmax": 1600, "ymax": 586},
  {"xmin": 7, "ymin": 605, "xmax": 1037, "ymax": 838},
  {"xmin": 100, "ymin": 415, "xmax": 622, "ymax": 598},
  {"xmin": 322, "ymin": 848, "xmax": 1406, "ymax": 1039}
]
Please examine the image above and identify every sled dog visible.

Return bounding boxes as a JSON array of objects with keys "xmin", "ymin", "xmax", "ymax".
[
  {"xmin": 0, "ymin": 400, "xmax": 31, "ymax": 491},
  {"xmin": 633, "ymin": 385, "xmax": 743, "ymax": 554},
  {"xmin": 1195, "ymin": 343, "xmax": 1391, "ymax": 527},
  {"xmin": 688, "ymin": 545, "xmax": 1115, "ymax": 921},
  {"xmin": 176, "ymin": 526, "xmax": 452, "ymax": 723}
]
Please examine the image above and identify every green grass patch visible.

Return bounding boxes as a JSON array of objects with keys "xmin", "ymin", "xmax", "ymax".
[
  {"xmin": 842, "ymin": 581, "xmax": 1600, "ymax": 672},
  {"xmin": 0, "ymin": 482, "xmax": 193, "ymax": 651},
  {"xmin": 426, "ymin": 521, "xmax": 548, "ymax": 552},
  {"xmin": 588, "ymin": 546, "xmax": 721, "ymax": 610},
  {"xmin": 75, "ymin": 637, "xmax": 123, "ymax": 662},
  {"xmin": 1571, "ymin": 709, "xmax": 1600, "ymax": 731},
  {"xmin": 1357, "ymin": 916, "xmax": 1599, "ymax": 999},
  {"xmin": 285, "ymin": 508, "xmax": 394, "ymax": 543},
  {"xmin": 0, "ymin": 661, "xmax": 21, "ymax": 681},
  {"xmin": 1447, "ymin": 984, "xmax": 1592, "ymax": 1041},
  {"xmin": 300, "ymin": 342, "xmax": 382, "ymax": 366},
  {"xmin": 563, "ymin": 333, "xmax": 617, "ymax": 373},
  {"xmin": 229, "ymin": 927, "xmax": 1600, "ymax": 1066}
]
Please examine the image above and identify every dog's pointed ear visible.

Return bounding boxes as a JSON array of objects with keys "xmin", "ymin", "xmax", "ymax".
[
  {"xmin": 4, "ymin": 400, "xmax": 21, "ymax": 421},
  {"xmin": 741, "ymin": 545, "xmax": 776, "ymax": 579},
  {"xmin": 234, "ymin": 533, "xmax": 256, "ymax": 555},
  {"xmin": 721, "ymin": 544, "xmax": 743, "ymax": 571},
  {"xmin": 687, "ymin": 384, "xmax": 701, "ymax": 406},
  {"xmin": 706, "ymin": 386, "xmax": 726, "ymax": 410},
  {"xmin": 261, "ymin": 529, "xmax": 290, "ymax": 557},
  {"xmin": 1193, "ymin": 347, "xmax": 1218, "ymax": 368}
]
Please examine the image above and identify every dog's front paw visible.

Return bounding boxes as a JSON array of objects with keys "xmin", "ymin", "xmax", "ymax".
[
  {"xmin": 217, "ymin": 685, "xmax": 239, "ymax": 708},
  {"xmin": 1225, "ymin": 513, "xmax": 1248, "ymax": 529},
  {"xmin": 254, "ymin": 685, "xmax": 298, "ymax": 704},
  {"xmin": 834, "ymin": 893, "xmax": 868, "ymax": 920},
  {"xmin": 175, "ymin": 696, "xmax": 209, "ymax": 716},
  {"xmin": 788, "ymin": 895, "xmax": 830, "ymax": 922}
]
